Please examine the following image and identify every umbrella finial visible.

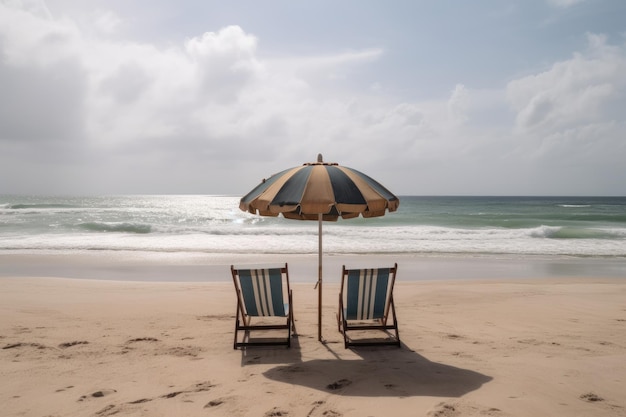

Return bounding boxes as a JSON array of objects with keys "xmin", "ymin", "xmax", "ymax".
[{"xmin": 317, "ymin": 153, "xmax": 323, "ymax": 163}]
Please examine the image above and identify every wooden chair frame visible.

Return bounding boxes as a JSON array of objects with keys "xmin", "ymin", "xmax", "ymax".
[
  {"xmin": 337, "ymin": 263, "xmax": 400, "ymax": 348},
  {"xmin": 231, "ymin": 264, "xmax": 294, "ymax": 349}
]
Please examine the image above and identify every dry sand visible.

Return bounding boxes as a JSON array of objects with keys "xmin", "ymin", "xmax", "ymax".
[{"xmin": 1, "ymin": 255, "xmax": 626, "ymax": 416}]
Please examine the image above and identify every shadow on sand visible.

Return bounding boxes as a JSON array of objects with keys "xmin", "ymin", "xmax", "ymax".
[
  {"xmin": 239, "ymin": 333, "xmax": 303, "ymax": 366},
  {"xmin": 260, "ymin": 342, "xmax": 492, "ymax": 398}
]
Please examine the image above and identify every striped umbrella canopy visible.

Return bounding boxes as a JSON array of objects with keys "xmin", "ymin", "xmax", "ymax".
[{"xmin": 239, "ymin": 154, "xmax": 399, "ymax": 342}]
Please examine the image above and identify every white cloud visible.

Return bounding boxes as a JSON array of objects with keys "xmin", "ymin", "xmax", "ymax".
[
  {"xmin": 0, "ymin": 1, "xmax": 624, "ymax": 195},
  {"xmin": 506, "ymin": 34, "xmax": 626, "ymax": 136},
  {"xmin": 0, "ymin": 2, "xmax": 391, "ymax": 191},
  {"xmin": 184, "ymin": 26, "xmax": 261, "ymax": 103},
  {"xmin": 447, "ymin": 84, "xmax": 469, "ymax": 127},
  {"xmin": 92, "ymin": 10, "xmax": 122, "ymax": 35},
  {"xmin": 0, "ymin": 2, "xmax": 79, "ymax": 67},
  {"xmin": 499, "ymin": 33, "xmax": 626, "ymax": 194}
]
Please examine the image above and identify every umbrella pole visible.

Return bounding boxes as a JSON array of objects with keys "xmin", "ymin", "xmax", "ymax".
[{"xmin": 318, "ymin": 213, "xmax": 323, "ymax": 342}]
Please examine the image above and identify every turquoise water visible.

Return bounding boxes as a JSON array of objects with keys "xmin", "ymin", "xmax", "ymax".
[{"xmin": 1, "ymin": 195, "xmax": 625, "ymax": 257}]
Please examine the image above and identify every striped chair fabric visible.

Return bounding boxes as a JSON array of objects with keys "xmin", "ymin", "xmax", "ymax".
[
  {"xmin": 238, "ymin": 268, "xmax": 287, "ymax": 317},
  {"xmin": 344, "ymin": 268, "xmax": 391, "ymax": 320}
]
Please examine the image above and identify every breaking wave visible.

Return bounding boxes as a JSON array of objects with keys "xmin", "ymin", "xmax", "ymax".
[
  {"xmin": 8, "ymin": 203, "xmax": 78, "ymax": 210},
  {"xmin": 78, "ymin": 222, "xmax": 152, "ymax": 234}
]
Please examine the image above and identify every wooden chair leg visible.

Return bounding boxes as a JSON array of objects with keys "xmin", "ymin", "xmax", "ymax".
[
  {"xmin": 391, "ymin": 300, "xmax": 400, "ymax": 345},
  {"xmin": 233, "ymin": 307, "xmax": 240, "ymax": 350}
]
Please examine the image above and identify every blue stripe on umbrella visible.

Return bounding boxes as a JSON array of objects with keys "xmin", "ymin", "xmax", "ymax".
[
  {"xmin": 270, "ymin": 166, "xmax": 311, "ymax": 207},
  {"xmin": 326, "ymin": 165, "xmax": 367, "ymax": 205},
  {"xmin": 342, "ymin": 167, "xmax": 398, "ymax": 202}
]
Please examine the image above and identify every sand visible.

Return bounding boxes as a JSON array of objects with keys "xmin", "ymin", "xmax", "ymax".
[{"xmin": 1, "ymin": 254, "xmax": 626, "ymax": 416}]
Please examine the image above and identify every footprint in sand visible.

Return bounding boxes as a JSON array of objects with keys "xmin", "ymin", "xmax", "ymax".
[
  {"xmin": 95, "ymin": 404, "xmax": 118, "ymax": 416},
  {"xmin": 128, "ymin": 398, "xmax": 152, "ymax": 404},
  {"xmin": 307, "ymin": 401, "xmax": 343, "ymax": 417},
  {"xmin": 205, "ymin": 399, "xmax": 224, "ymax": 407},
  {"xmin": 429, "ymin": 401, "xmax": 506, "ymax": 417},
  {"xmin": 307, "ymin": 400, "xmax": 325, "ymax": 416},
  {"xmin": 3, "ymin": 342, "xmax": 48, "ymax": 350},
  {"xmin": 580, "ymin": 392, "xmax": 604, "ymax": 402},
  {"xmin": 326, "ymin": 379, "xmax": 352, "ymax": 391},
  {"xmin": 59, "ymin": 341, "xmax": 89, "ymax": 348},
  {"xmin": 161, "ymin": 381, "xmax": 215, "ymax": 399},
  {"xmin": 161, "ymin": 391, "xmax": 184, "ymax": 399},
  {"xmin": 428, "ymin": 403, "xmax": 457, "ymax": 417},
  {"xmin": 166, "ymin": 345, "xmax": 201, "ymax": 358},
  {"xmin": 204, "ymin": 394, "xmax": 237, "ymax": 408},
  {"xmin": 192, "ymin": 381, "xmax": 215, "ymax": 392},
  {"xmin": 275, "ymin": 364, "xmax": 304, "ymax": 373},
  {"xmin": 126, "ymin": 337, "xmax": 159, "ymax": 343},
  {"xmin": 264, "ymin": 407, "xmax": 289, "ymax": 416},
  {"xmin": 78, "ymin": 389, "xmax": 117, "ymax": 401}
]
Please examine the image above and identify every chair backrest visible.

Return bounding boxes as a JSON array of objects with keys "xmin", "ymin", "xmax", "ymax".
[
  {"xmin": 342, "ymin": 264, "xmax": 397, "ymax": 320},
  {"xmin": 232, "ymin": 265, "xmax": 289, "ymax": 317}
]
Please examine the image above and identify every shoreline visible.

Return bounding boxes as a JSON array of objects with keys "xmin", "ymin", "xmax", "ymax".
[{"xmin": 1, "ymin": 251, "xmax": 625, "ymax": 282}]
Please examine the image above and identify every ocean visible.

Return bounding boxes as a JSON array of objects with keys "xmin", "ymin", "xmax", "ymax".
[{"xmin": 1, "ymin": 195, "xmax": 625, "ymax": 258}]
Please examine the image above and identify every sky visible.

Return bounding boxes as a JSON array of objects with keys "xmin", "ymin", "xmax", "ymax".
[{"xmin": 1, "ymin": 0, "xmax": 625, "ymax": 196}]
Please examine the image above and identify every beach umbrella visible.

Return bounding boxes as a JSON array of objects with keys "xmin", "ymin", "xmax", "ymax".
[{"xmin": 239, "ymin": 154, "xmax": 400, "ymax": 342}]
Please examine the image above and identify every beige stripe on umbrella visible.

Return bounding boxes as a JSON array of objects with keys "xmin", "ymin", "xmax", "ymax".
[{"xmin": 298, "ymin": 165, "xmax": 336, "ymax": 214}]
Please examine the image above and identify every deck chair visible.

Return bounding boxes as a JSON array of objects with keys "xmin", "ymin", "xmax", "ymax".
[
  {"xmin": 337, "ymin": 263, "xmax": 400, "ymax": 348},
  {"xmin": 231, "ymin": 264, "xmax": 294, "ymax": 349}
]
